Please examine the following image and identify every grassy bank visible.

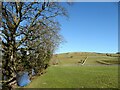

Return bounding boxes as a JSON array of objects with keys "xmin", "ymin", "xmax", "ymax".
[
  {"xmin": 26, "ymin": 65, "xmax": 118, "ymax": 88},
  {"xmin": 24, "ymin": 52, "xmax": 119, "ymax": 88}
]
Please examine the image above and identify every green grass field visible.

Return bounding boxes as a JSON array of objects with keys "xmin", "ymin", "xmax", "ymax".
[{"xmin": 25, "ymin": 52, "xmax": 119, "ymax": 88}]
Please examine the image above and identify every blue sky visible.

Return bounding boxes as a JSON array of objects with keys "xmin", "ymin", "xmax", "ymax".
[{"xmin": 55, "ymin": 2, "xmax": 118, "ymax": 54}]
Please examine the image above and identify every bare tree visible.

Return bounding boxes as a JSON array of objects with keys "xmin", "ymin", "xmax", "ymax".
[{"xmin": 1, "ymin": 2, "xmax": 68, "ymax": 87}]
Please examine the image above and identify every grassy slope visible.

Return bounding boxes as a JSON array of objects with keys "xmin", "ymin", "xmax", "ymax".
[
  {"xmin": 25, "ymin": 52, "xmax": 119, "ymax": 88},
  {"xmin": 50, "ymin": 52, "xmax": 119, "ymax": 65},
  {"xmin": 26, "ymin": 66, "xmax": 118, "ymax": 88}
]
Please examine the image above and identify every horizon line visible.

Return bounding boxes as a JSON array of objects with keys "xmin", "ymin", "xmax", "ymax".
[{"xmin": 54, "ymin": 51, "xmax": 118, "ymax": 54}]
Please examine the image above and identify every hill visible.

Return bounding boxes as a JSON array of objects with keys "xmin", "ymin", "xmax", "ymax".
[
  {"xmin": 50, "ymin": 52, "xmax": 119, "ymax": 66},
  {"xmin": 25, "ymin": 52, "xmax": 119, "ymax": 88}
]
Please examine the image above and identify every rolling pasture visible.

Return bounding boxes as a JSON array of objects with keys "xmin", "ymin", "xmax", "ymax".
[{"xmin": 26, "ymin": 52, "xmax": 119, "ymax": 88}]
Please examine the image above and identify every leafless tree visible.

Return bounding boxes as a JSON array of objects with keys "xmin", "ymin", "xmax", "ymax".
[{"xmin": 1, "ymin": 2, "xmax": 68, "ymax": 87}]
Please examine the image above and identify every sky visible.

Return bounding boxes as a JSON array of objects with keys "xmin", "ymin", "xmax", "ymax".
[{"xmin": 55, "ymin": 2, "xmax": 118, "ymax": 54}]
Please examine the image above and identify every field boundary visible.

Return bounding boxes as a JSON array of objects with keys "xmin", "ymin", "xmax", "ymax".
[{"xmin": 81, "ymin": 57, "xmax": 88, "ymax": 65}]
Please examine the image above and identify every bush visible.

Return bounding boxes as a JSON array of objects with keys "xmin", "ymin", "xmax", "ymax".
[{"xmin": 70, "ymin": 56, "xmax": 73, "ymax": 58}]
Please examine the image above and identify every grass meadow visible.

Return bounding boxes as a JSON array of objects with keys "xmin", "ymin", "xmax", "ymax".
[{"xmin": 25, "ymin": 52, "xmax": 119, "ymax": 88}]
